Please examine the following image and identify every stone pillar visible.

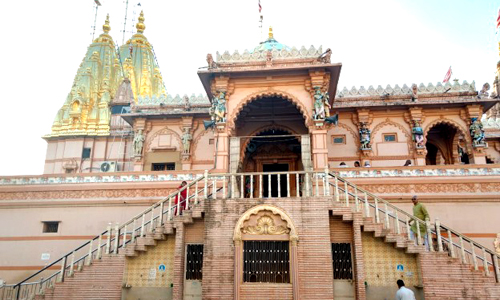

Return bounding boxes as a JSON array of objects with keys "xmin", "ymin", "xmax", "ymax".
[
  {"xmin": 214, "ymin": 127, "xmax": 230, "ymax": 172},
  {"xmin": 290, "ymin": 237, "xmax": 300, "ymax": 300},
  {"xmin": 466, "ymin": 105, "xmax": 487, "ymax": 165},
  {"xmin": 172, "ymin": 222, "xmax": 185, "ymax": 300},
  {"xmin": 311, "ymin": 127, "xmax": 329, "ymax": 170},
  {"xmin": 352, "ymin": 213, "xmax": 366, "ymax": 300},
  {"xmin": 233, "ymin": 239, "xmax": 242, "ymax": 300}
]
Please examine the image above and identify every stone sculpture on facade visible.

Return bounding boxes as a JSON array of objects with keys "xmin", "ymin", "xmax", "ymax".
[
  {"xmin": 469, "ymin": 117, "xmax": 485, "ymax": 147},
  {"xmin": 412, "ymin": 120, "xmax": 425, "ymax": 148},
  {"xmin": 411, "ymin": 84, "xmax": 418, "ymax": 101},
  {"xmin": 478, "ymin": 83, "xmax": 490, "ymax": 98},
  {"xmin": 359, "ymin": 122, "xmax": 372, "ymax": 150},
  {"xmin": 133, "ymin": 129, "xmax": 145, "ymax": 156},
  {"xmin": 212, "ymin": 91, "xmax": 227, "ymax": 123},
  {"xmin": 312, "ymin": 87, "xmax": 331, "ymax": 120},
  {"xmin": 207, "ymin": 53, "xmax": 217, "ymax": 69},
  {"xmin": 182, "ymin": 128, "xmax": 193, "ymax": 154},
  {"xmin": 494, "ymin": 233, "xmax": 500, "ymax": 255},
  {"xmin": 183, "ymin": 95, "xmax": 191, "ymax": 111}
]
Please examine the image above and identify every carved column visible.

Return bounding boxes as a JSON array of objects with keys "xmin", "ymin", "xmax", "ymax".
[
  {"xmin": 310, "ymin": 126, "xmax": 329, "ymax": 170},
  {"xmin": 290, "ymin": 237, "xmax": 300, "ymax": 300},
  {"xmin": 233, "ymin": 239, "xmax": 242, "ymax": 300},
  {"xmin": 181, "ymin": 117, "xmax": 194, "ymax": 170},
  {"xmin": 466, "ymin": 105, "xmax": 487, "ymax": 164},
  {"xmin": 210, "ymin": 76, "xmax": 233, "ymax": 173},
  {"xmin": 406, "ymin": 107, "xmax": 426, "ymax": 166},
  {"xmin": 132, "ymin": 118, "xmax": 147, "ymax": 171}
]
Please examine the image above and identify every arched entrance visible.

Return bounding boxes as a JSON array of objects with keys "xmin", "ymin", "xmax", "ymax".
[
  {"xmin": 425, "ymin": 122, "xmax": 468, "ymax": 165},
  {"xmin": 232, "ymin": 95, "xmax": 309, "ymax": 197}
]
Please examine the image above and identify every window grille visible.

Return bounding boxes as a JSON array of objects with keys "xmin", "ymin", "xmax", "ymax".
[
  {"xmin": 43, "ymin": 221, "xmax": 59, "ymax": 233},
  {"xmin": 152, "ymin": 163, "xmax": 175, "ymax": 171},
  {"xmin": 331, "ymin": 243, "xmax": 353, "ymax": 280},
  {"xmin": 243, "ymin": 241, "xmax": 290, "ymax": 283},
  {"xmin": 186, "ymin": 244, "xmax": 203, "ymax": 280}
]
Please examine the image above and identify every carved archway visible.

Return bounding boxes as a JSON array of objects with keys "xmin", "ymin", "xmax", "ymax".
[
  {"xmin": 227, "ymin": 90, "xmax": 311, "ymax": 135},
  {"xmin": 424, "ymin": 118, "xmax": 470, "ymax": 145},
  {"xmin": 423, "ymin": 118, "xmax": 470, "ymax": 165},
  {"xmin": 240, "ymin": 124, "xmax": 299, "ymax": 160},
  {"xmin": 145, "ymin": 127, "xmax": 182, "ymax": 152},
  {"xmin": 371, "ymin": 119, "xmax": 413, "ymax": 155},
  {"xmin": 233, "ymin": 204, "xmax": 298, "ymax": 242}
]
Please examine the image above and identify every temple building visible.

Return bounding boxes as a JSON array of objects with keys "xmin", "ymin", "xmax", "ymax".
[{"xmin": 1, "ymin": 11, "xmax": 500, "ymax": 300}]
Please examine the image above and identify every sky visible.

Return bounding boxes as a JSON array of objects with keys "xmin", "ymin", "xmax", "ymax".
[{"xmin": 0, "ymin": 0, "xmax": 498, "ymax": 175}]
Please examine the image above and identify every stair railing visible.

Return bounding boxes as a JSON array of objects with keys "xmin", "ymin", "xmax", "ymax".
[
  {"xmin": 5, "ymin": 173, "xmax": 210, "ymax": 300},
  {"xmin": 328, "ymin": 171, "xmax": 500, "ymax": 283}
]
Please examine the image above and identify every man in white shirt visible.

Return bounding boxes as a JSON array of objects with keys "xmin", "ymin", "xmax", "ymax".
[{"xmin": 395, "ymin": 280, "xmax": 416, "ymax": 300}]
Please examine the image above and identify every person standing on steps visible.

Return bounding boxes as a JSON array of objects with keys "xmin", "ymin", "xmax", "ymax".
[
  {"xmin": 410, "ymin": 195, "xmax": 430, "ymax": 251},
  {"xmin": 395, "ymin": 280, "xmax": 416, "ymax": 300},
  {"xmin": 174, "ymin": 181, "xmax": 188, "ymax": 216}
]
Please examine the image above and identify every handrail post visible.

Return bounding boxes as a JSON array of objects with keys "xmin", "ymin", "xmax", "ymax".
[
  {"xmin": 435, "ymin": 219, "xmax": 443, "ymax": 252},
  {"xmin": 394, "ymin": 210, "xmax": 400, "ymax": 234},
  {"xmin": 105, "ymin": 223, "xmax": 112, "ymax": 254},
  {"xmin": 58, "ymin": 256, "xmax": 67, "ymax": 283},
  {"xmin": 223, "ymin": 175, "xmax": 227, "ymax": 199},
  {"xmin": 374, "ymin": 197, "xmax": 380, "ymax": 223},
  {"xmin": 405, "ymin": 215, "xmax": 411, "ymax": 239},
  {"xmin": 305, "ymin": 172, "xmax": 311, "ymax": 197},
  {"xmin": 324, "ymin": 166, "xmax": 330, "ymax": 196},
  {"xmin": 278, "ymin": 173, "xmax": 282, "ymax": 198},
  {"xmin": 240, "ymin": 175, "xmax": 244, "ymax": 199},
  {"xmin": 493, "ymin": 254, "xmax": 500, "ymax": 283},
  {"xmin": 268, "ymin": 174, "xmax": 271, "ymax": 198},
  {"xmin": 122, "ymin": 224, "xmax": 128, "ymax": 248},
  {"xmin": 470, "ymin": 241, "xmax": 478, "ymax": 270},
  {"xmin": 426, "ymin": 220, "xmax": 433, "ymax": 252},
  {"xmin": 334, "ymin": 176, "xmax": 339, "ymax": 202},
  {"xmin": 150, "ymin": 206, "xmax": 155, "ymax": 233},
  {"xmin": 259, "ymin": 174, "xmax": 263, "ymax": 198},
  {"xmin": 286, "ymin": 173, "xmax": 290, "ymax": 198},
  {"xmin": 68, "ymin": 251, "xmax": 75, "ymax": 277},
  {"xmin": 204, "ymin": 170, "xmax": 208, "ymax": 199},
  {"xmin": 97, "ymin": 234, "xmax": 103, "ymax": 259},
  {"xmin": 482, "ymin": 247, "xmax": 490, "ymax": 276},
  {"xmin": 314, "ymin": 173, "xmax": 319, "ymax": 196},
  {"xmin": 176, "ymin": 191, "xmax": 181, "ymax": 216},
  {"xmin": 114, "ymin": 223, "xmax": 120, "ymax": 254},
  {"xmin": 231, "ymin": 175, "xmax": 235, "ymax": 199},
  {"xmin": 195, "ymin": 180, "xmax": 199, "ymax": 204},
  {"xmin": 354, "ymin": 186, "xmax": 359, "ymax": 212},
  {"xmin": 86, "ymin": 239, "xmax": 93, "ymax": 266},
  {"xmin": 416, "ymin": 220, "xmax": 422, "ymax": 246},
  {"xmin": 213, "ymin": 178, "xmax": 217, "ymax": 200},
  {"xmin": 364, "ymin": 192, "xmax": 370, "ymax": 217},
  {"xmin": 384, "ymin": 203, "xmax": 390, "ymax": 229},
  {"xmin": 344, "ymin": 181, "xmax": 349, "ymax": 206},
  {"xmin": 447, "ymin": 229, "xmax": 455, "ymax": 258},
  {"xmin": 131, "ymin": 219, "xmax": 137, "ymax": 243},
  {"xmin": 250, "ymin": 174, "xmax": 254, "ymax": 198},
  {"xmin": 140, "ymin": 214, "xmax": 146, "ymax": 237},
  {"xmin": 459, "ymin": 236, "xmax": 467, "ymax": 264},
  {"xmin": 160, "ymin": 202, "xmax": 164, "ymax": 226},
  {"xmin": 167, "ymin": 196, "xmax": 173, "ymax": 221}
]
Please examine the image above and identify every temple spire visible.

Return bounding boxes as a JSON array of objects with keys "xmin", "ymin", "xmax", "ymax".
[
  {"xmin": 103, "ymin": 14, "xmax": 111, "ymax": 34},
  {"xmin": 136, "ymin": 11, "xmax": 146, "ymax": 34}
]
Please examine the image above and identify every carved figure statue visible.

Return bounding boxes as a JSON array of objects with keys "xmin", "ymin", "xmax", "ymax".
[
  {"xmin": 313, "ymin": 87, "xmax": 326, "ymax": 120},
  {"xmin": 323, "ymin": 90, "xmax": 332, "ymax": 118},
  {"xmin": 317, "ymin": 48, "xmax": 332, "ymax": 63},
  {"xmin": 411, "ymin": 84, "xmax": 418, "ymax": 102},
  {"xmin": 494, "ymin": 233, "xmax": 500, "ymax": 255},
  {"xmin": 133, "ymin": 129, "xmax": 145, "ymax": 156},
  {"xmin": 206, "ymin": 53, "xmax": 217, "ymax": 69},
  {"xmin": 182, "ymin": 128, "xmax": 193, "ymax": 154},
  {"xmin": 478, "ymin": 82, "xmax": 490, "ymax": 98},
  {"xmin": 183, "ymin": 95, "xmax": 191, "ymax": 111},
  {"xmin": 266, "ymin": 50, "xmax": 273, "ymax": 67},
  {"xmin": 359, "ymin": 122, "xmax": 371, "ymax": 150},
  {"xmin": 412, "ymin": 120, "xmax": 425, "ymax": 148},
  {"xmin": 469, "ymin": 117, "xmax": 485, "ymax": 146},
  {"xmin": 213, "ymin": 91, "xmax": 227, "ymax": 123}
]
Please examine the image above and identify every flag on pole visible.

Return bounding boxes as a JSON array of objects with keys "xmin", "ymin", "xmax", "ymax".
[
  {"xmin": 259, "ymin": 0, "xmax": 262, "ymax": 13},
  {"xmin": 94, "ymin": 0, "xmax": 102, "ymax": 6},
  {"xmin": 443, "ymin": 66, "xmax": 452, "ymax": 83},
  {"xmin": 497, "ymin": 8, "xmax": 500, "ymax": 30}
]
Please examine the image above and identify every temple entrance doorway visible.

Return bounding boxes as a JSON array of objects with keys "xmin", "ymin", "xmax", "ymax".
[{"xmin": 425, "ymin": 122, "xmax": 468, "ymax": 165}]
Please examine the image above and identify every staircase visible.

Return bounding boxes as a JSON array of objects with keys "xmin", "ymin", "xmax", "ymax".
[{"xmin": 1, "ymin": 169, "xmax": 499, "ymax": 300}]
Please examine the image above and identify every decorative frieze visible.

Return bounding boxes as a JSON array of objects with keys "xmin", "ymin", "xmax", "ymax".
[{"xmin": 216, "ymin": 45, "xmax": 324, "ymax": 63}]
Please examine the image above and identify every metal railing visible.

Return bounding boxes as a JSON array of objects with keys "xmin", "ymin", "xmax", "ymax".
[
  {"xmin": 327, "ymin": 171, "xmax": 500, "ymax": 284},
  {"xmin": 2, "ymin": 168, "xmax": 498, "ymax": 300}
]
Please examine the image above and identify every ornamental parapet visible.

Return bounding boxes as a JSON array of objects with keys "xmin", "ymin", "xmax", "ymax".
[{"xmin": 216, "ymin": 45, "xmax": 323, "ymax": 63}]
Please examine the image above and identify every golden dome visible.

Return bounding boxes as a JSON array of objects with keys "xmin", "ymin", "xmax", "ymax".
[
  {"xmin": 136, "ymin": 11, "xmax": 146, "ymax": 33},
  {"xmin": 103, "ymin": 14, "xmax": 111, "ymax": 34}
]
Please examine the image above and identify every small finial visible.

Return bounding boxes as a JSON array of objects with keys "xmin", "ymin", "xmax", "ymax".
[
  {"xmin": 268, "ymin": 26, "xmax": 273, "ymax": 39},
  {"xmin": 136, "ymin": 11, "xmax": 146, "ymax": 33},
  {"xmin": 103, "ymin": 14, "xmax": 111, "ymax": 34}
]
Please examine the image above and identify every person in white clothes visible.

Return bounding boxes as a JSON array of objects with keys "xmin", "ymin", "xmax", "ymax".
[{"xmin": 395, "ymin": 280, "xmax": 416, "ymax": 300}]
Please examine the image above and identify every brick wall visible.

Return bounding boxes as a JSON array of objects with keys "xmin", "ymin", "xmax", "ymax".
[
  {"xmin": 419, "ymin": 252, "xmax": 500, "ymax": 300},
  {"xmin": 44, "ymin": 254, "xmax": 125, "ymax": 300}
]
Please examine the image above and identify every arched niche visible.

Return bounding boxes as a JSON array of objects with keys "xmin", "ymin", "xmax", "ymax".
[{"xmin": 233, "ymin": 204, "xmax": 299, "ymax": 300}]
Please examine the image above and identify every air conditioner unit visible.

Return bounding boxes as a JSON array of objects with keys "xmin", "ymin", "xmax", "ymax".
[{"xmin": 100, "ymin": 161, "xmax": 117, "ymax": 173}]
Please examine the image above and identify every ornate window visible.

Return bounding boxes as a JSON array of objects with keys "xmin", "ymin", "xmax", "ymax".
[
  {"xmin": 152, "ymin": 162, "xmax": 175, "ymax": 171},
  {"xmin": 186, "ymin": 244, "xmax": 203, "ymax": 280},
  {"xmin": 243, "ymin": 241, "xmax": 290, "ymax": 283}
]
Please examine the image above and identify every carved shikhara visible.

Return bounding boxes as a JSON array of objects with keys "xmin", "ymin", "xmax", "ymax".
[
  {"xmin": 242, "ymin": 214, "xmax": 290, "ymax": 235},
  {"xmin": 233, "ymin": 204, "xmax": 298, "ymax": 242}
]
